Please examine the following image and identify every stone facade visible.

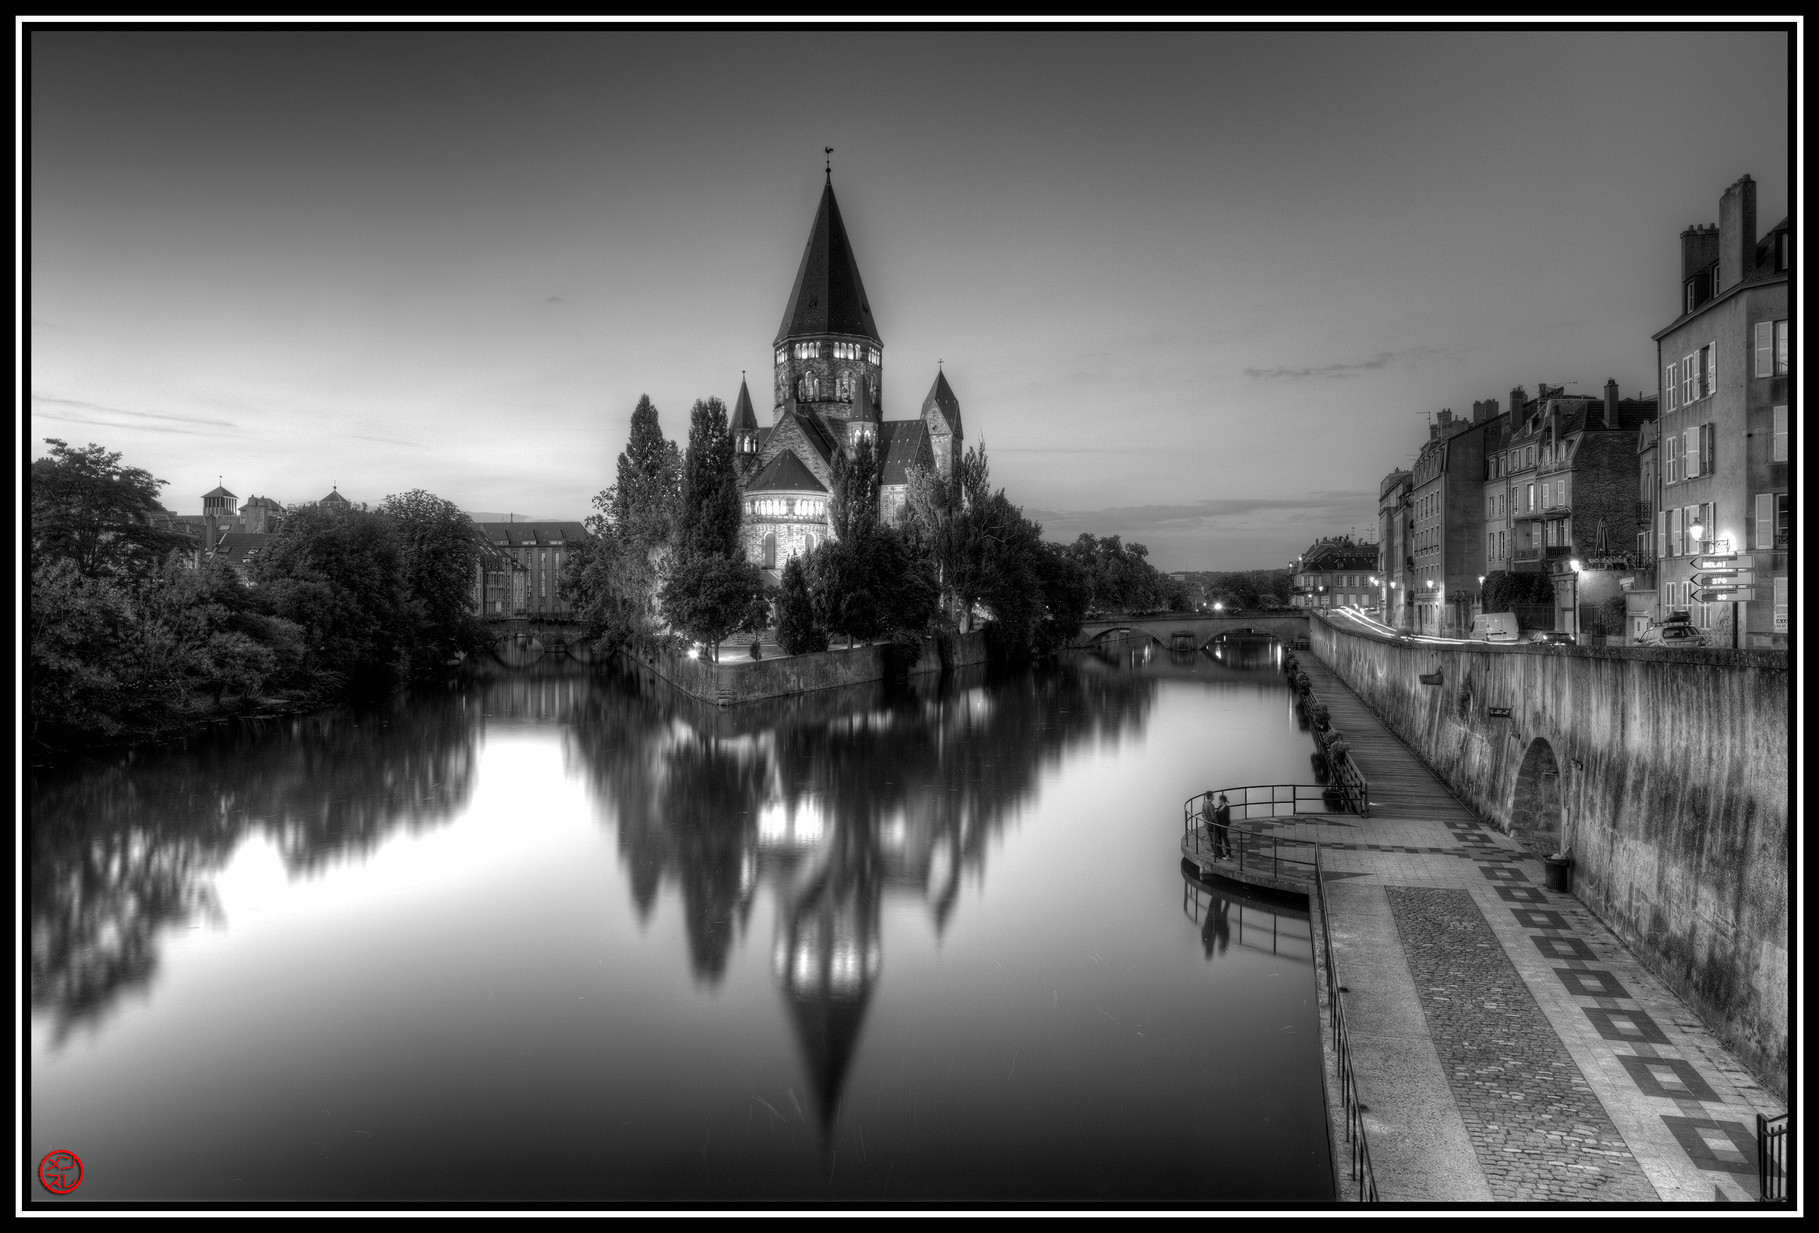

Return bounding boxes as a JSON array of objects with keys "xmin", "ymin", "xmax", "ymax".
[{"xmin": 1651, "ymin": 175, "xmax": 1790, "ymax": 648}]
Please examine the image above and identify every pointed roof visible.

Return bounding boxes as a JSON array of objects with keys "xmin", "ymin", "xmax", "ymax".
[
  {"xmin": 745, "ymin": 450, "xmax": 829, "ymax": 495},
  {"xmin": 877, "ymin": 419, "xmax": 930, "ymax": 486},
  {"xmin": 775, "ymin": 179, "xmax": 881, "ymax": 346},
  {"xmin": 731, "ymin": 377, "xmax": 759, "ymax": 437},
  {"xmin": 202, "ymin": 484, "xmax": 236, "ymax": 500},
  {"xmin": 921, "ymin": 370, "xmax": 962, "ymax": 437}
]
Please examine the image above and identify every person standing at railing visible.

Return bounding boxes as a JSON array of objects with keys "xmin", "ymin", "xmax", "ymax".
[{"xmin": 1204, "ymin": 792, "xmax": 1232, "ymax": 860}]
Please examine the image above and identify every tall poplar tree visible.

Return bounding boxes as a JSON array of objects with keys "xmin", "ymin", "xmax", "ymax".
[{"xmin": 676, "ymin": 397, "xmax": 742, "ymax": 560}]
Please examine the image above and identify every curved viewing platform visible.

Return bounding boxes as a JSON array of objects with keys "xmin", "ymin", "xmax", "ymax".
[{"xmin": 1180, "ymin": 784, "xmax": 1348, "ymax": 893}]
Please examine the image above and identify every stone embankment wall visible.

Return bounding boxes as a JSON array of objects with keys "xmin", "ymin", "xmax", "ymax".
[
  {"xmin": 627, "ymin": 630, "xmax": 990, "ymax": 707},
  {"xmin": 1308, "ymin": 615, "xmax": 1788, "ymax": 1098}
]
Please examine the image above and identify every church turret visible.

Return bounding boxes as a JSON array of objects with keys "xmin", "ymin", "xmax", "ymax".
[
  {"xmin": 773, "ymin": 171, "xmax": 884, "ymax": 451},
  {"xmin": 920, "ymin": 368, "xmax": 964, "ymax": 479},
  {"xmin": 731, "ymin": 374, "xmax": 761, "ymax": 459}
]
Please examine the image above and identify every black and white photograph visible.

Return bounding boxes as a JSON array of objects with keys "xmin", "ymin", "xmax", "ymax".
[{"xmin": 22, "ymin": 22, "xmax": 1797, "ymax": 1212}]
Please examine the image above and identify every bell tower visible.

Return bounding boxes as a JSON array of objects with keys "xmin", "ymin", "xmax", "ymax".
[{"xmin": 773, "ymin": 166, "xmax": 884, "ymax": 455}]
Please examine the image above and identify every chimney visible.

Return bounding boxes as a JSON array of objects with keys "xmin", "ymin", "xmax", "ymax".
[
  {"xmin": 1509, "ymin": 386, "xmax": 1527, "ymax": 417},
  {"xmin": 1472, "ymin": 398, "xmax": 1499, "ymax": 424},
  {"xmin": 1603, "ymin": 379, "xmax": 1619, "ymax": 429},
  {"xmin": 1716, "ymin": 176, "xmax": 1756, "ymax": 295},
  {"xmin": 1681, "ymin": 223, "xmax": 1719, "ymax": 283}
]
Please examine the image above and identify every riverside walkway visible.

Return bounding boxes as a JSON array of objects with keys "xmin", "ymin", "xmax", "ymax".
[{"xmin": 1189, "ymin": 654, "xmax": 1787, "ymax": 1204}]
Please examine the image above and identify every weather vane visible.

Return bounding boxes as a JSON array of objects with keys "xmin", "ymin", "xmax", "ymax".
[{"xmin": 825, "ymin": 146, "xmax": 833, "ymax": 178}]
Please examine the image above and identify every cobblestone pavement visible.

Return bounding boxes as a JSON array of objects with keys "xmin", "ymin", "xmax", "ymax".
[{"xmin": 1386, "ymin": 885, "xmax": 1658, "ymax": 1203}]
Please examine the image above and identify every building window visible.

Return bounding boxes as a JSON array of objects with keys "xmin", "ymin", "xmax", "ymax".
[
  {"xmin": 1665, "ymin": 433, "xmax": 1681, "ymax": 484},
  {"xmin": 762, "ymin": 533, "xmax": 777, "ymax": 569},
  {"xmin": 1774, "ymin": 575, "xmax": 1788, "ymax": 633},
  {"xmin": 776, "ymin": 348, "xmax": 786, "ymax": 367},
  {"xmin": 1755, "ymin": 319, "xmax": 1791, "ymax": 377},
  {"xmin": 1664, "ymin": 363, "xmax": 1678, "ymax": 412},
  {"xmin": 1756, "ymin": 492, "xmax": 1789, "ymax": 551},
  {"xmin": 1698, "ymin": 343, "xmax": 1715, "ymax": 398},
  {"xmin": 1772, "ymin": 405, "xmax": 1787, "ymax": 462}
]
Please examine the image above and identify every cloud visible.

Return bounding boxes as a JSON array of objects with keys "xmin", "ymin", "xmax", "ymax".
[
  {"xmin": 1030, "ymin": 492, "xmax": 1377, "ymax": 529},
  {"xmin": 1244, "ymin": 353, "xmax": 1397, "ymax": 381},
  {"xmin": 348, "ymin": 433, "xmax": 422, "ymax": 446},
  {"xmin": 31, "ymin": 392, "xmax": 238, "ymax": 429}
]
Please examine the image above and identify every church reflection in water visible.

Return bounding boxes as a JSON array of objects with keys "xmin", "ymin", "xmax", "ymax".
[{"xmin": 569, "ymin": 660, "xmax": 1162, "ymax": 1129}]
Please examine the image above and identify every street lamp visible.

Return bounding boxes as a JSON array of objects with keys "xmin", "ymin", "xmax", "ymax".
[{"xmin": 1567, "ymin": 559, "xmax": 1582, "ymax": 639}]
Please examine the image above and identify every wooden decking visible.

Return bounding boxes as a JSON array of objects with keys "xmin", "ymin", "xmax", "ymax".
[{"xmin": 1293, "ymin": 656, "xmax": 1480, "ymax": 825}]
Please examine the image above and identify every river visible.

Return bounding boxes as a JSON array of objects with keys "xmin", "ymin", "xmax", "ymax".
[{"xmin": 29, "ymin": 638, "xmax": 1333, "ymax": 1204}]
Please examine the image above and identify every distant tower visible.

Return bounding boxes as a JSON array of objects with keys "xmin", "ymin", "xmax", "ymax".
[
  {"xmin": 920, "ymin": 369, "xmax": 964, "ymax": 479},
  {"xmin": 202, "ymin": 482, "xmax": 237, "ymax": 547},
  {"xmin": 773, "ymin": 170, "xmax": 884, "ymax": 455},
  {"xmin": 202, "ymin": 483, "xmax": 237, "ymax": 519}
]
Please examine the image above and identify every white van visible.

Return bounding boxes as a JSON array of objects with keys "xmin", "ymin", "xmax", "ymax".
[{"xmin": 1470, "ymin": 612, "xmax": 1520, "ymax": 643}]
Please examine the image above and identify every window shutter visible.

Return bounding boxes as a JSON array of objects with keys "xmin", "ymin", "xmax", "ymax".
[
  {"xmin": 1669, "ymin": 507, "xmax": 1682, "ymax": 556},
  {"xmin": 1683, "ymin": 428, "xmax": 1700, "ymax": 478},
  {"xmin": 1775, "ymin": 320, "xmax": 1789, "ymax": 374},
  {"xmin": 1756, "ymin": 493, "xmax": 1773, "ymax": 551},
  {"xmin": 1756, "ymin": 322, "xmax": 1773, "ymax": 377},
  {"xmin": 1773, "ymin": 406, "xmax": 1787, "ymax": 462},
  {"xmin": 1656, "ymin": 510, "xmax": 1666, "ymax": 558}
]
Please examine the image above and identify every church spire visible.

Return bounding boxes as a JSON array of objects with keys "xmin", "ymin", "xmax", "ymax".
[
  {"xmin": 775, "ymin": 177, "xmax": 881, "ymax": 346},
  {"xmin": 732, "ymin": 373, "xmax": 760, "ymax": 457}
]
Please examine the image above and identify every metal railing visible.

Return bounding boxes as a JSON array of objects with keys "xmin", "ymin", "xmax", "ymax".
[
  {"xmin": 1316, "ymin": 843, "xmax": 1380, "ymax": 1201},
  {"xmin": 1759, "ymin": 1112, "xmax": 1790, "ymax": 1202},
  {"xmin": 1182, "ymin": 786, "xmax": 1335, "ymax": 883}
]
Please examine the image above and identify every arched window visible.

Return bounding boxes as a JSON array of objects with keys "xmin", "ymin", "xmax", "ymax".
[
  {"xmin": 805, "ymin": 532, "xmax": 817, "ymax": 554},
  {"xmin": 838, "ymin": 369, "xmax": 854, "ymax": 401},
  {"xmin": 800, "ymin": 372, "xmax": 819, "ymax": 401},
  {"xmin": 763, "ymin": 533, "xmax": 777, "ymax": 569}
]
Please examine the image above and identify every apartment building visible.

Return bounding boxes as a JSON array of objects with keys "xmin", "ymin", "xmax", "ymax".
[{"xmin": 1650, "ymin": 174, "xmax": 1790, "ymax": 647}]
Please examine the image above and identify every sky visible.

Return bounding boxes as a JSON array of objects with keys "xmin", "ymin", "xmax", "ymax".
[{"xmin": 26, "ymin": 27, "xmax": 1794, "ymax": 571}]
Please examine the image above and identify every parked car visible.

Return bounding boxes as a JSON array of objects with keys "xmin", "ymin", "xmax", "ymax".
[
  {"xmin": 1470, "ymin": 611, "xmax": 1521, "ymax": 642},
  {"xmin": 1637, "ymin": 621, "xmax": 1708, "ymax": 648},
  {"xmin": 1528, "ymin": 629, "xmax": 1576, "ymax": 645}
]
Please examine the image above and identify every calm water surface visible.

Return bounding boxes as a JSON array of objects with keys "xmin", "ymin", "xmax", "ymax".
[{"xmin": 30, "ymin": 640, "xmax": 1333, "ymax": 1203}]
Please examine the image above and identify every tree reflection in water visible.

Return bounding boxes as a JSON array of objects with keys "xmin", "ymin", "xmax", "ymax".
[
  {"xmin": 29, "ymin": 686, "xmax": 480, "ymax": 1041},
  {"xmin": 568, "ymin": 659, "xmax": 1161, "ymax": 1128}
]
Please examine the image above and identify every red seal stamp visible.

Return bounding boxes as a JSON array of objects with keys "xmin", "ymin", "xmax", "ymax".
[{"xmin": 39, "ymin": 1150, "xmax": 84, "ymax": 1194}]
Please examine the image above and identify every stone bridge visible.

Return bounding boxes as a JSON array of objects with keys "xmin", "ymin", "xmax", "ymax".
[
  {"xmin": 1072, "ymin": 612, "xmax": 1310, "ymax": 651},
  {"xmin": 477, "ymin": 615, "xmax": 598, "ymax": 667},
  {"xmin": 1304, "ymin": 611, "xmax": 1788, "ymax": 1098}
]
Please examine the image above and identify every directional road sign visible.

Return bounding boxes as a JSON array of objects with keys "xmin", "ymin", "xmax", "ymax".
[
  {"xmin": 1692, "ymin": 555, "xmax": 1753, "ymax": 570},
  {"xmin": 1691, "ymin": 570, "xmax": 1755, "ymax": 586},
  {"xmin": 1694, "ymin": 587, "xmax": 1756, "ymax": 603}
]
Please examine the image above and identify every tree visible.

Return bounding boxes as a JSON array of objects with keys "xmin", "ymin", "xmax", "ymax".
[
  {"xmin": 610, "ymin": 395, "xmax": 682, "ymax": 552},
  {"xmin": 828, "ymin": 436, "xmax": 880, "ymax": 544},
  {"xmin": 563, "ymin": 397, "xmax": 684, "ymax": 654},
  {"xmin": 254, "ymin": 504, "xmax": 410, "ymax": 690},
  {"xmin": 378, "ymin": 489, "xmax": 489, "ymax": 675},
  {"xmin": 774, "ymin": 555, "xmax": 826, "ymax": 655},
  {"xmin": 1482, "ymin": 569, "xmax": 1553, "ymax": 614},
  {"xmin": 676, "ymin": 397, "xmax": 743, "ymax": 561},
  {"xmin": 1031, "ymin": 541, "xmax": 1092, "ymax": 656},
  {"xmin": 659, "ymin": 554, "xmax": 769, "ymax": 661},
  {"xmin": 31, "ymin": 439, "xmax": 191, "ymax": 578}
]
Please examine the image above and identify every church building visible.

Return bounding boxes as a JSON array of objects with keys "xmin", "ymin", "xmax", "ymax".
[{"xmin": 732, "ymin": 171, "xmax": 966, "ymax": 575}]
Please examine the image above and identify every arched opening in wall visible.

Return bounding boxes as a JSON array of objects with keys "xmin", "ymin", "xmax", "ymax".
[
  {"xmin": 1509, "ymin": 737, "xmax": 1563, "ymax": 855},
  {"xmin": 762, "ymin": 532, "xmax": 777, "ymax": 570}
]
